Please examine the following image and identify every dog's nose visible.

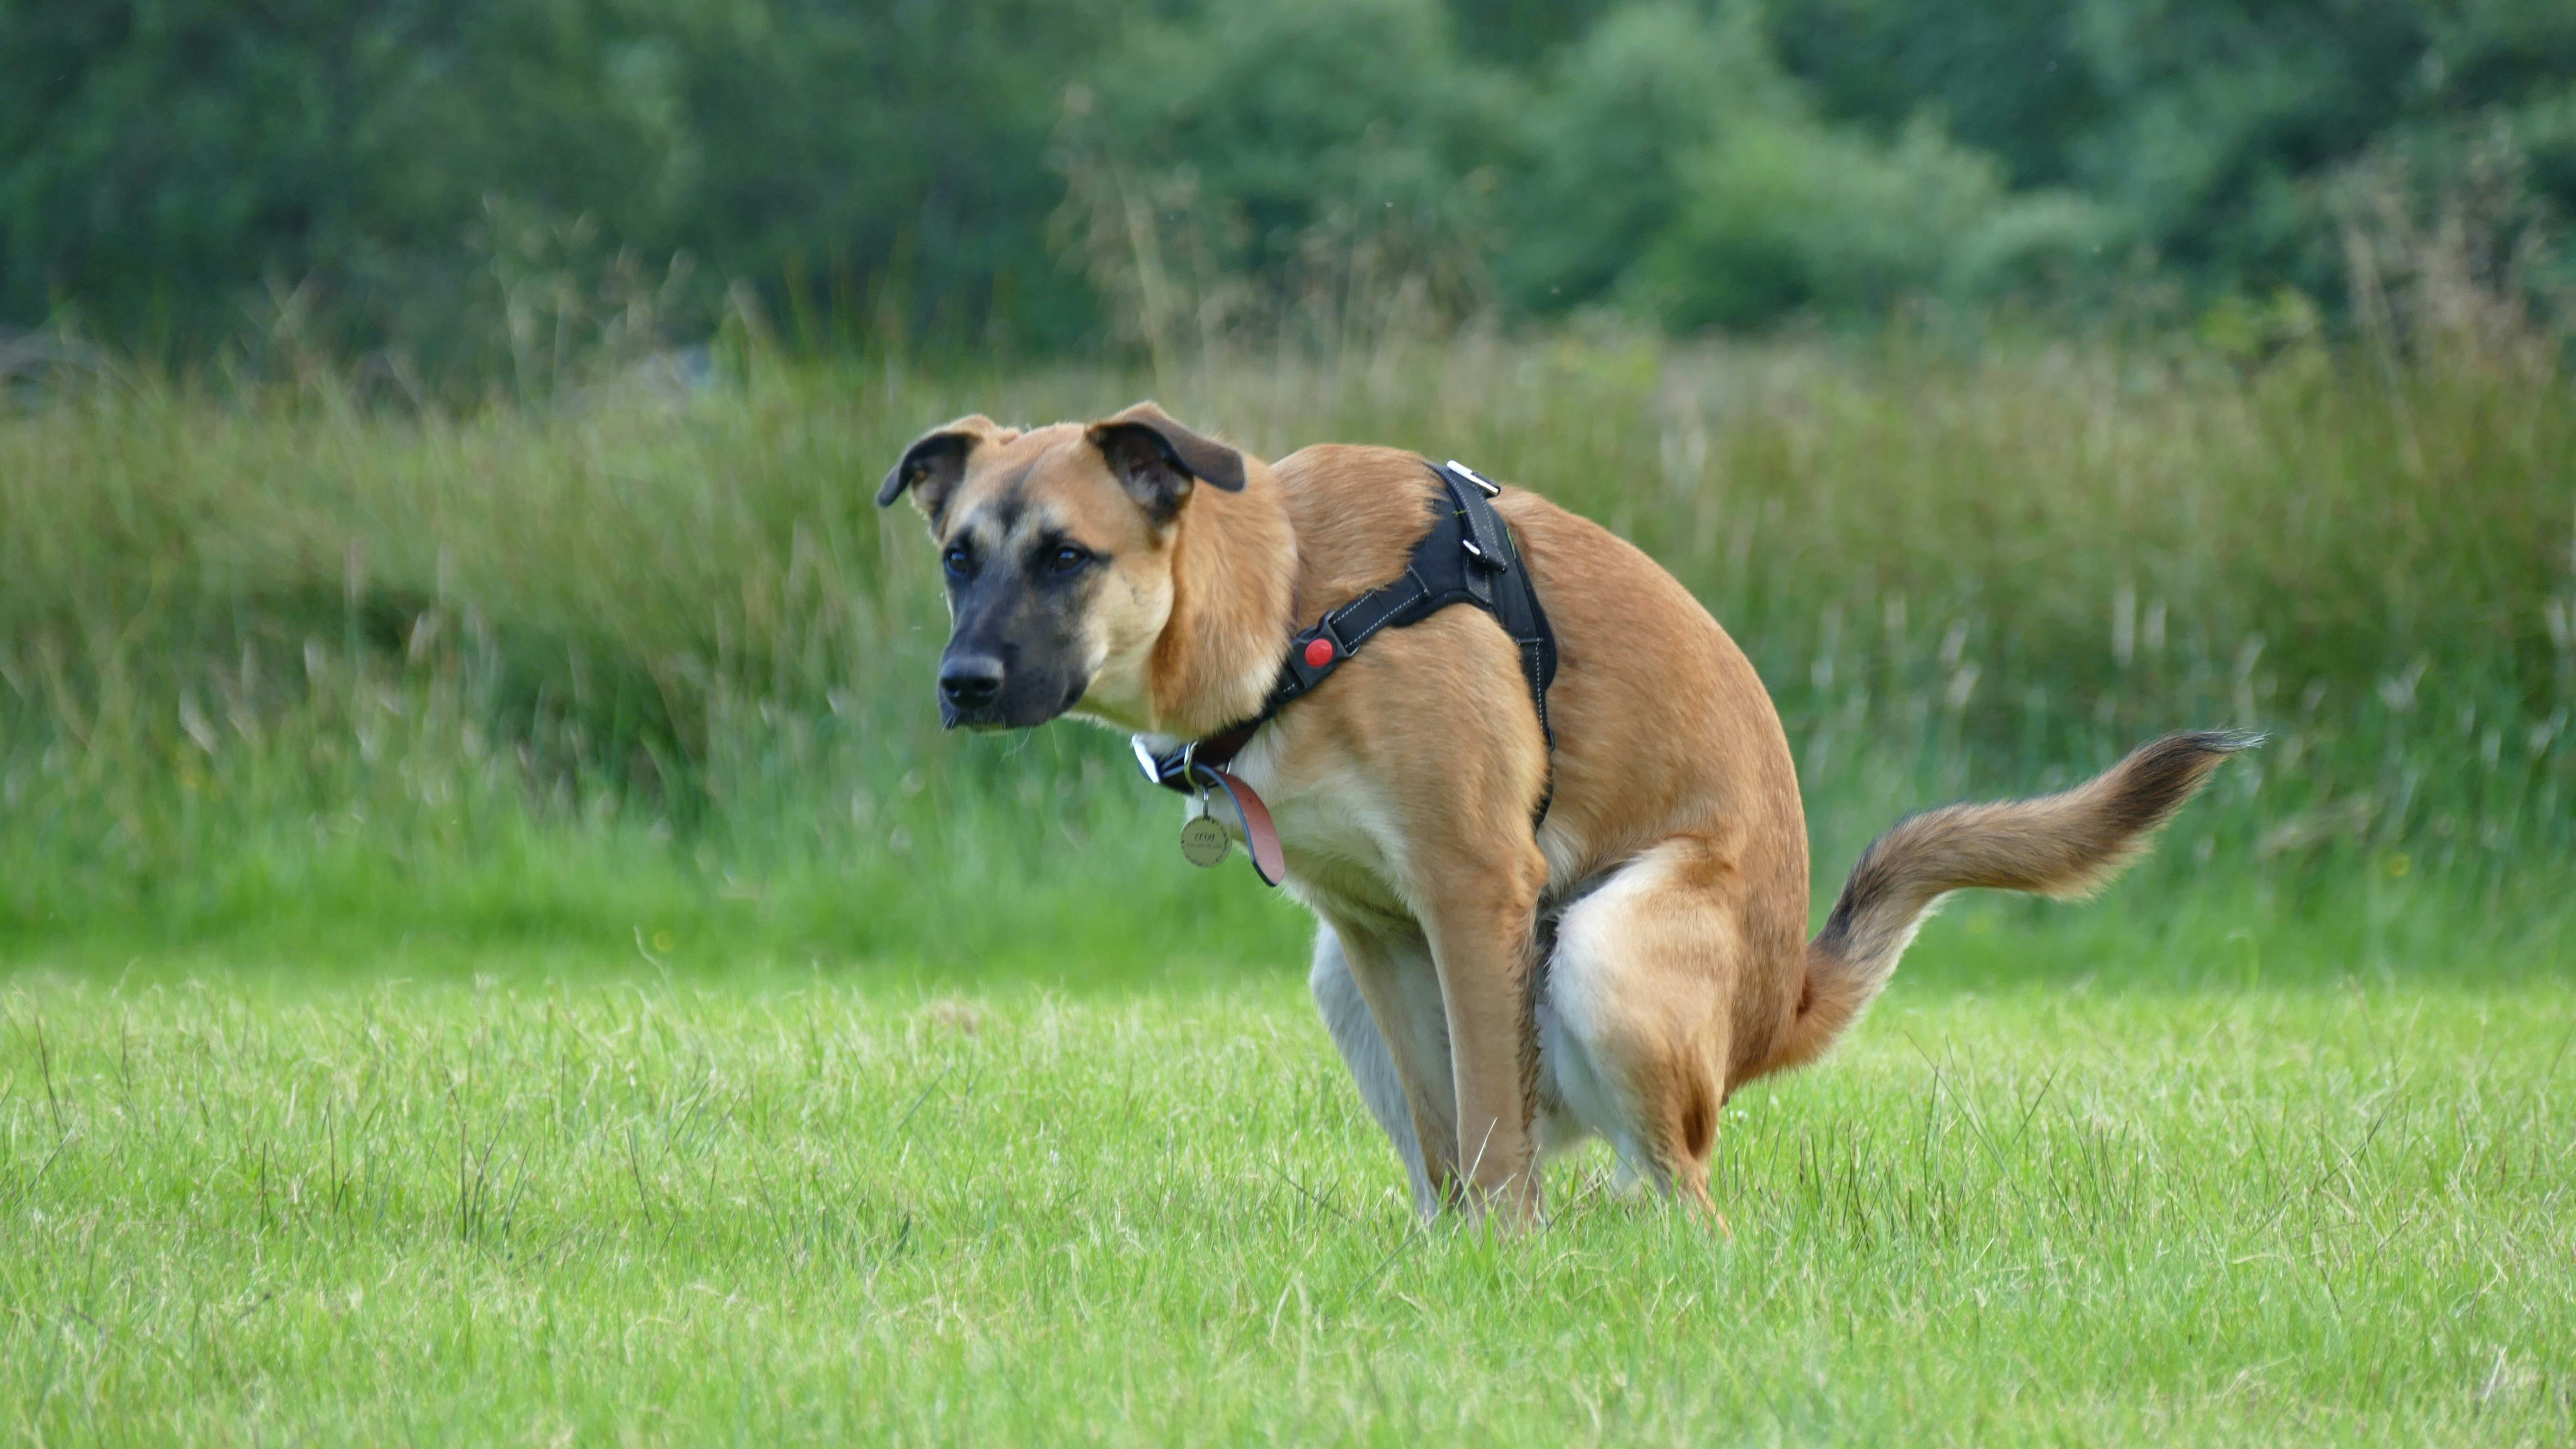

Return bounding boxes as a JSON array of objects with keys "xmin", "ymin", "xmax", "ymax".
[{"xmin": 939, "ymin": 655, "xmax": 1005, "ymax": 711}]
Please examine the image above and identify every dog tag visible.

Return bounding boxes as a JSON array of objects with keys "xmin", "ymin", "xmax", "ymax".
[{"xmin": 1178, "ymin": 814, "xmax": 1231, "ymax": 867}]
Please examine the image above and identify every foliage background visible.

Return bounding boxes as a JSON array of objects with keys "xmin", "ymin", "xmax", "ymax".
[
  {"xmin": 6, "ymin": 0, "xmax": 2574, "ymax": 376},
  {"xmin": 2, "ymin": 0, "xmax": 2571, "ymax": 972}
]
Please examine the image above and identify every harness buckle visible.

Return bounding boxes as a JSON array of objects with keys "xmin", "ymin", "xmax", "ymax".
[
  {"xmin": 1446, "ymin": 460, "xmax": 1502, "ymax": 497},
  {"xmin": 1282, "ymin": 616, "xmax": 1351, "ymax": 691}
]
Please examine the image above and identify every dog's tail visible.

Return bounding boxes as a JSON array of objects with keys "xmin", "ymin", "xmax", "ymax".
[{"xmin": 1758, "ymin": 731, "xmax": 2258, "ymax": 1077}]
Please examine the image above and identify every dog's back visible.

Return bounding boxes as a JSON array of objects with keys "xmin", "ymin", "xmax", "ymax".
[
  {"xmin": 1269, "ymin": 445, "xmax": 1813, "ymax": 1084},
  {"xmin": 1270, "ymin": 444, "xmax": 2240, "ymax": 1124}
]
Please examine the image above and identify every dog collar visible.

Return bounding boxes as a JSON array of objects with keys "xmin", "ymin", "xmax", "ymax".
[{"xmin": 1132, "ymin": 458, "xmax": 1559, "ymax": 885}]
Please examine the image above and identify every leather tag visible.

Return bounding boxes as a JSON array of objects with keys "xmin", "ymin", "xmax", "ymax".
[{"xmin": 1205, "ymin": 767, "xmax": 1288, "ymax": 885}]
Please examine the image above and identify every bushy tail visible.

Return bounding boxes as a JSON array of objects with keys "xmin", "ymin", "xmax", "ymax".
[{"xmin": 1760, "ymin": 731, "xmax": 2259, "ymax": 1077}]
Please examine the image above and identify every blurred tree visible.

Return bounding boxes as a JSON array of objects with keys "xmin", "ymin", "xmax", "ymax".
[
  {"xmin": 0, "ymin": 0, "xmax": 1118, "ymax": 377},
  {"xmin": 1447, "ymin": 0, "xmax": 1618, "ymax": 63},
  {"xmin": 1497, "ymin": 2, "xmax": 1786, "ymax": 314},
  {"xmin": 1765, "ymin": 0, "xmax": 2109, "ymax": 190},
  {"xmin": 0, "ymin": 0, "xmax": 2570, "ymax": 366},
  {"xmin": 1057, "ymin": 0, "xmax": 1512, "ymax": 348},
  {"xmin": 1765, "ymin": 0, "xmax": 2576, "ymax": 300},
  {"xmin": 1501, "ymin": 3, "xmax": 2107, "ymax": 327}
]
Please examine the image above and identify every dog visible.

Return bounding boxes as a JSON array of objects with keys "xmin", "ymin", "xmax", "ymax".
[{"xmin": 879, "ymin": 401, "xmax": 2248, "ymax": 1221}]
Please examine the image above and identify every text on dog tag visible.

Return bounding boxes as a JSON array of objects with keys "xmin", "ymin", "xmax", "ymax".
[{"xmin": 1178, "ymin": 815, "xmax": 1231, "ymax": 867}]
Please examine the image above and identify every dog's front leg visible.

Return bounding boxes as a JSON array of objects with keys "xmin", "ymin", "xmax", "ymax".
[
  {"xmin": 1419, "ymin": 847, "xmax": 1548, "ymax": 1223},
  {"xmin": 1324, "ymin": 915, "xmax": 1465, "ymax": 1208}
]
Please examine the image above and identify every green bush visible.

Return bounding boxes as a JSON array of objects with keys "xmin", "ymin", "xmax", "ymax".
[
  {"xmin": 1502, "ymin": 4, "xmax": 2110, "ymax": 327},
  {"xmin": 1496, "ymin": 2, "xmax": 1785, "ymax": 314},
  {"xmin": 1057, "ymin": 0, "xmax": 1513, "ymax": 349},
  {"xmin": 0, "ymin": 0, "xmax": 1116, "ymax": 377},
  {"xmin": 2, "ymin": 0, "xmax": 2572, "ymax": 365},
  {"xmin": 1765, "ymin": 0, "xmax": 2576, "ymax": 301}
]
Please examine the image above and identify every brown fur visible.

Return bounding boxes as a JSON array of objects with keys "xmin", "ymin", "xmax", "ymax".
[
  {"xmin": 1759, "ymin": 730, "xmax": 2255, "ymax": 1075},
  {"xmin": 883, "ymin": 406, "xmax": 2250, "ymax": 1221}
]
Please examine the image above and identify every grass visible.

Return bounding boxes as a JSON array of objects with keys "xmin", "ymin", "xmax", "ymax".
[
  {"xmin": 2, "ymin": 331, "xmax": 2572, "ymax": 961},
  {"xmin": 4, "ymin": 940, "xmax": 2572, "ymax": 1445}
]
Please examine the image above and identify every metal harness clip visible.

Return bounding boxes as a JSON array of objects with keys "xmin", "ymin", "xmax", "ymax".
[{"xmin": 1446, "ymin": 460, "xmax": 1502, "ymax": 496}]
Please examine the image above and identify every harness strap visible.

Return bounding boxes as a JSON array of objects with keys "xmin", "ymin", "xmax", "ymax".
[{"xmin": 1134, "ymin": 458, "xmax": 1560, "ymax": 883}]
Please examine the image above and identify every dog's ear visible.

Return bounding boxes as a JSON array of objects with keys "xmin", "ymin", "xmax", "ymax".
[
  {"xmin": 877, "ymin": 415, "xmax": 1003, "ymax": 522},
  {"xmin": 1086, "ymin": 402, "xmax": 1246, "ymax": 523}
]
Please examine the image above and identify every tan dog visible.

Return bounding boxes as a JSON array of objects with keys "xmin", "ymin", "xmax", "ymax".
[{"xmin": 880, "ymin": 402, "xmax": 2248, "ymax": 1220}]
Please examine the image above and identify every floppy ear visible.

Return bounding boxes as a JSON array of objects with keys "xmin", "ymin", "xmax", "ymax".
[
  {"xmin": 877, "ymin": 415, "xmax": 1002, "ymax": 522},
  {"xmin": 1085, "ymin": 402, "xmax": 1246, "ymax": 523}
]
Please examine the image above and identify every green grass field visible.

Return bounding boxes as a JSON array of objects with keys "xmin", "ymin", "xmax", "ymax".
[
  {"xmin": 6, "ymin": 943, "xmax": 2572, "ymax": 1445},
  {"xmin": 4, "ymin": 332, "xmax": 2573, "ymax": 1441}
]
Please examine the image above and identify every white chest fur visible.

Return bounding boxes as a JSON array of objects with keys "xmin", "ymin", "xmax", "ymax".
[{"xmin": 1224, "ymin": 731, "xmax": 1408, "ymax": 910}]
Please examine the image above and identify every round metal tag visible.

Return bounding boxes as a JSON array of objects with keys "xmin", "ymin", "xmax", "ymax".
[{"xmin": 1178, "ymin": 815, "xmax": 1231, "ymax": 868}]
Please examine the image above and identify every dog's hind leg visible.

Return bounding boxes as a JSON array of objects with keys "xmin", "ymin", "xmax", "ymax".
[
  {"xmin": 1310, "ymin": 926, "xmax": 1440, "ymax": 1215},
  {"xmin": 1544, "ymin": 838, "xmax": 1762, "ymax": 1210}
]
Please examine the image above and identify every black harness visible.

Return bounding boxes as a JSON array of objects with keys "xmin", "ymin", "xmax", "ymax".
[{"xmin": 1133, "ymin": 458, "xmax": 1560, "ymax": 830}]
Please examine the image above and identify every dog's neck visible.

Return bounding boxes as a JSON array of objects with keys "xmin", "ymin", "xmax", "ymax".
[{"xmin": 1147, "ymin": 464, "xmax": 1297, "ymax": 739}]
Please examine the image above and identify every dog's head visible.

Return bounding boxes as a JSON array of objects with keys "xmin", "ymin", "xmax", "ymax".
[{"xmin": 876, "ymin": 402, "xmax": 1246, "ymax": 731}]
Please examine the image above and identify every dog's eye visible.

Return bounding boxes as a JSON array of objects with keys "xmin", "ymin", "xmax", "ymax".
[
  {"xmin": 1049, "ymin": 546, "xmax": 1090, "ymax": 575},
  {"xmin": 942, "ymin": 545, "xmax": 971, "ymax": 578}
]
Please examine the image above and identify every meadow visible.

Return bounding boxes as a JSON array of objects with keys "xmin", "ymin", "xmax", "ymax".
[
  {"xmin": 4, "ymin": 971, "xmax": 2570, "ymax": 1444},
  {"xmin": 3, "ymin": 327, "xmax": 2573, "ymax": 1441}
]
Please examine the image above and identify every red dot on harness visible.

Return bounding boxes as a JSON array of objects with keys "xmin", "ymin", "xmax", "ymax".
[{"xmin": 1304, "ymin": 638, "xmax": 1335, "ymax": 669}]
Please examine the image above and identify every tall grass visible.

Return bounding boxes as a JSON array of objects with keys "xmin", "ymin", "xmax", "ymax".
[{"xmin": 2, "ymin": 331, "xmax": 2570, "ymax": 978}]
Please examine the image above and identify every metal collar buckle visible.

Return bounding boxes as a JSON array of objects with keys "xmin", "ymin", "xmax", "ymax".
[{"xmin": 1131, "ymin": 735, "xmax": 1191, "ymax": 787}]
